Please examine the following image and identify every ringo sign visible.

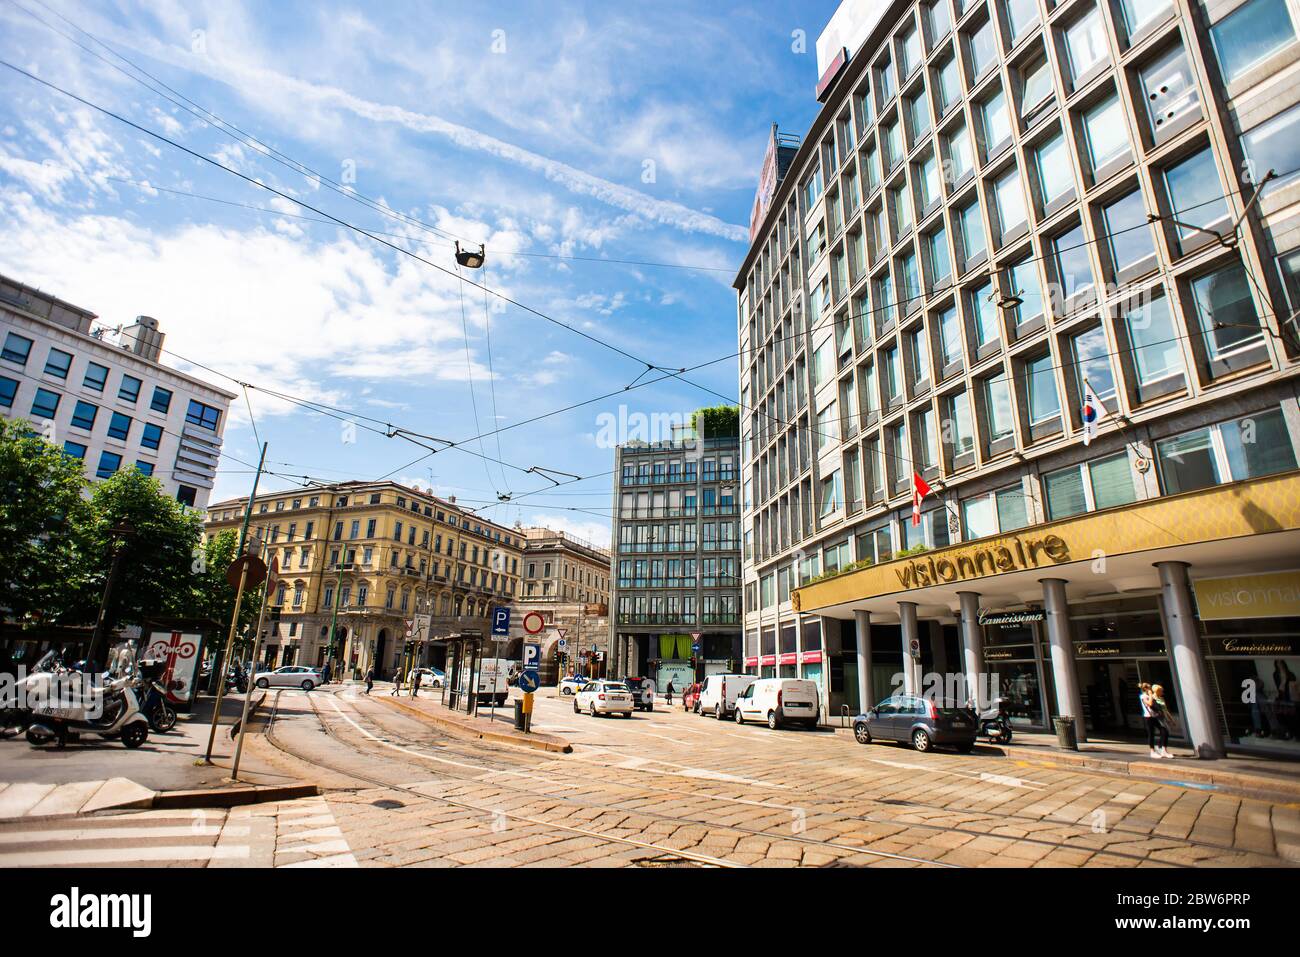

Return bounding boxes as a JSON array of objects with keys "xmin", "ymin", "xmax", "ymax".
[{"xmin": 145, "ymin": 631, "xmax": 204, "ymax": 705}]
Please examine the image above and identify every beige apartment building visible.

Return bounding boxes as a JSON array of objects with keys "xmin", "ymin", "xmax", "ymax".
[
  {"xmin": 205, "ymin": 481, "xmax": 524, "ymax": 677},
  {"xmin": 738, "ymin": 0, "xmax": 1300, "ymax": 758}
]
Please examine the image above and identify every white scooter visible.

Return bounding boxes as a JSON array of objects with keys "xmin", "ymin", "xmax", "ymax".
[{"xmin": 25, "ymin": 672, "xmax": 150, "ymax": 749}]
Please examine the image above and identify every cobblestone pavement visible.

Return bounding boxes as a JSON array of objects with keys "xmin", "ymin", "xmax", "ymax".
[{"xmin": 4, "ymin": 686, "xmax": 1298, "ymax": 868}]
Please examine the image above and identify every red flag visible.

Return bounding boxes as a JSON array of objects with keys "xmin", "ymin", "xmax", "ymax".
[{"xmin": 912, "ymin": 472, "xmax": 932, "ymax": 527}]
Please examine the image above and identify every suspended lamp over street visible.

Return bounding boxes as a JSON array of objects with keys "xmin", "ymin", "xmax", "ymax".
[{"xmin": 455, "ymin": 242, "xmax": 486, "ymax": 269}]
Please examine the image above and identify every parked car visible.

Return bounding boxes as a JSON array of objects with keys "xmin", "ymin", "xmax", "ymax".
[
  {"xmin": 697, "ymin": 673, "xmax": 758, "ymax": 720},
  {"xmin": 682, "ymin": 682, "xmax": 702, "ymax": 712},
  {"xmin": 733, "ymin": 678, "xmax": 820, "ymax": 730},
  {"xmin": 621, "ymin": 676, "xmax": 655, "ymax": 712},
  {"xmin": 411, "ymin": 667, "xmax": 444, "ymax": 688},
  {"xmin": 253, "ymin": 665, "xmax": 320, "ymax": 690},
  {"xmin": 853, "ymin": 695, "xmax": 977, "ymax": 753},
  {"xmin": 557, "ymin": 674, "xmax": 589, "ymax": 696},
  {"xmin": 574, "ymin": 680, "xmax": 634, "ymax": 717}
]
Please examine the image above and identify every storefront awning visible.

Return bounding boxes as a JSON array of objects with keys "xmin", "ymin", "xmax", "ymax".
[{"xmin": 793, "ymin": 471, "xmax": 1300, "ymax": 621}]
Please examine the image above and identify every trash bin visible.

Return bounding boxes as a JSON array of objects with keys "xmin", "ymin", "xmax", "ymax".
[
  {"xmin": 1053, "ymin": 715, "xmax": 1079, "ymax": 751},
  {"xmin": 513, "ymin": 699, "xmax": 526, "ymax": 731}
]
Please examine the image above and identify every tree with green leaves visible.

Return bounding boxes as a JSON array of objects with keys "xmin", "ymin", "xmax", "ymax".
[
  {"xmin": 176, "ymin": 528, "xmax": 263, "ymax": 651},
  {"xmin": 690, "ymin": 405, "xmax": 740, "ymax": 439},
  {"xmin": 0, "ymin": 418, "xmax": 87, "ymax": 625}
]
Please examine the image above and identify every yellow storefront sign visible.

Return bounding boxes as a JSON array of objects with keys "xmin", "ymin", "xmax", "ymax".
[{"xmin": 1193, "ymin": 571, "xmax": 1300, "ymax": 621}]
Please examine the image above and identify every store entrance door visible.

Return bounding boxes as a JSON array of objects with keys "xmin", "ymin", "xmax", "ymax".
[{"xmin": 1076, "ymin": 658, "xmax": 1181, "ymax": 739}]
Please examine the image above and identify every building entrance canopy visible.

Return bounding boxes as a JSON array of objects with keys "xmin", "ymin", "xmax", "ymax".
[{"xmin": 794, "ymin": 473, "xmax": 1300, "ymax": 622}]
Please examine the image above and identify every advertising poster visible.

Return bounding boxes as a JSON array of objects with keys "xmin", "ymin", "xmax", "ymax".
[{"xmin": 145, "ymin": 631, "xmax": 205, "ymax": 706}]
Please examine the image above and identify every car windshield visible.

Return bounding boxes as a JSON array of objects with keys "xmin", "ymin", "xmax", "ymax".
[{"xmin": 604, "ymin": 683, "xmax": 629, "ymax": 691}]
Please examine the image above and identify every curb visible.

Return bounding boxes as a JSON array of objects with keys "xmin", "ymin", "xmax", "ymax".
[
  {"xmin": 151, "ymin": 783, "xmax": 320, "ymax": 810},
  {"xmin": 380, "ymin": 695, "xmax": 572, "ymax": 754}
]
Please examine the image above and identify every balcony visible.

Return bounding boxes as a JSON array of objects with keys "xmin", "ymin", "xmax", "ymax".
[{"xmin": 617, "ymin": 613, "xmax": 697, "ymax": 626}]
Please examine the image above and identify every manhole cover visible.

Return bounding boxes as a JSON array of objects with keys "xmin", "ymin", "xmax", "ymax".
[
  {"xmin": 372, "ymin": 799, "xmax": 405, "ymax": 810},
  {"xmin": 631, "ymin": 854, "xmax": 710, "ymax": 868}
]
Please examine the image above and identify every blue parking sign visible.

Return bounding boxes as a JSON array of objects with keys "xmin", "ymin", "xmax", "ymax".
[
  {"xmin": 517, "ymin": 671, "xmax": 540, "ymax": 694},
  {"xmin": 491, "ymin": 607, "xmax": 510, "ymax": 637}
]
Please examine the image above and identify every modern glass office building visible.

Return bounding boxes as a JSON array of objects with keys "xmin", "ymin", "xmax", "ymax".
[{"xmin": 736, "ymin": 0, "xmax": 1300, "ymax": 757}]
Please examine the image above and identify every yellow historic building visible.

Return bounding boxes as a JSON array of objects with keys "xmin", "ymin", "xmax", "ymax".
[{"xmin": 205, "ymin": 481, "xmax": 524, "ymax": 677}]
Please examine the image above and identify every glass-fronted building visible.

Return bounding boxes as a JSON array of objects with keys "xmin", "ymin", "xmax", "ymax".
[{"xmin": 737, "ymin": 0, "xmax": 1300, "ymax": 756}]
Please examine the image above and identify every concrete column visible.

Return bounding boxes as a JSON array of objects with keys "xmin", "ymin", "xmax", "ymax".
[
  {"xmin": 957, "ymin": 592, "xmax": 985, "ymax": 707},
  {"xmin": 1157, "ymin": 561, "xmax": 1224, "ymax": 759},
  {"xmin": 898, "ymin": 602, "xmax": 919, "ymax": 695},
  {"xmin": 1040, "ymin": 578, "xmax": 1086, "ymax": 743},
  {"xmin": 853, "ymin": 609, "xmax": 872, "ymax": 713}
]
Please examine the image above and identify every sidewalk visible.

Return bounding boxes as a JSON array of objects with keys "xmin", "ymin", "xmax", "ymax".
[
  {"xmin": 375, "ymin": 689, "xmax": 572, "ymax": 753},
  {"xmin": 828, "ymin": 722, "xmax": 1300, "ymax": 801}
]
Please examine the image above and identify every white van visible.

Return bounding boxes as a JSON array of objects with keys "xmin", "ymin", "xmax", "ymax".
[
  {"xmin": 733, "ymin": 678, "xmax": 820, "ymax": 730},
  {"xmin": 697, "ymin": 674, "xmax": 758, "ymax": 720},
  {"xmin": 473, "ymin": 658, "xmax": 511, "ymax": 707}
]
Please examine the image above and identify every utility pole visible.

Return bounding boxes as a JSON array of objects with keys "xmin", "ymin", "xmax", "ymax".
[
  {"xmin": 85, "ymin": 521, "xmax": 135, "ymax": 670},
  {"xmin": 208, "ymin": 441, "xmax": 268, "ymax": 694},
  {"xmin": 231, "ymin": 558, "xmax": 276, "ymax": 780}
]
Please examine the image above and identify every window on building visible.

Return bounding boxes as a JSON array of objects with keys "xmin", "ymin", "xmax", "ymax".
[
  {"xmin": 1080, "ymin": 94, "xmax": 1130, "ymax": 174},
  {"xmin": 1117, "ymin": 0, "xmax": 1173, "ymax": 38},
  {"xmin": 948, "ymin": 389, "xmax": 976, "ymax": 457},
  {"xmin": 927, "ymin": 0, "xmax": 952, "ymax": 41},
  {"xmin": 70, "ymin": 399, "xmax": 97, "ymax": 431},
  {"xmin": 909, "ymin": 323, "xmax": 930, "ymax": 386},
  {"xmin": 1210, "ymin": 0, "xmax": 1297, "ymax": 83},
  {"xmin": 1006, "ymin": 257, "xmax": 1044, "ymax": 328},
  {"xmin": 1241, "ymin": 103, "xmax": 1300, "ymax": 194},
  {"xmin": 1163, "ymin": 148, "xmax": 1229, "ymax": 251},
  {"xmin": 993, "ymin": 165, "xmax": 1028, "ymax": 238},
  {"xmin": 63, "ymin": 440, "xmax": 86, "ymax": 460},
  {"xmin": 900, "ymin": 23, "xmax": 922, "ymax": 77},
  {"xmin": 938, "ymin": 305, "xmax": 963, "ymax": 366},
  {"xmin": 1156, "ymin": 427, "xmax": 1220, "ymax": 494},
  {"xmin": 1139, "ymin": 45, "xmax": 1200, "ymax": 138},
  {"xmin": 962, "ymin": 484, "xmax": 1028, "ymax": 539},
  {"xmin": 957, "ymin": 197, "xmax": 987, "ymax": 263},
  {"xmin": 1025, "ymin": 353, "xmax": 1060, "ymax": 426},
  {"xmin": 83, "ymin": 362, "xmax": 108, "ymax": 392},
  {"xmin": 984, "ymin": 372, "xmax": 1015, "ymax": 441},
  {"xmin": 945, "ymin": 122, "xmax": 974, "ymax": 182},
  {"xmin": 908, "ymin": 90, "xmax": 931, "ymax": 141},
  {"xmin": 1020, "ymin": 56, "xmax": 1054, "ymax": 118},
  {"xmin": 981, "ymin": 89, "xmax": 1013, "ymax": 155},
  {"xmin": 0, "ymin": 375, "xmax": 16, "ymax": 408},
  {"xmin": 1103, "ymin": 189, "xmax": 1157, "ymax": 278},
  {"xmin": 150, "ymin": 386, "xmax": 172, "ymax": 414},
  {"xmin": 971, "ymin": 281, "xmax": 999, "ymax": 347},
  {"xmin": 186, "ymin": 399, "xmax": 221, "ymax": 431},
  {"xmin": 1222, "ymin": 408, "xmax": 1298, "ymax": 480},
  {"xmin": 1051, "ymin": 224, "xmax": 1093, "ymax": 303},
  {"xmin": 1044, "ymin": 452, "xmax": 1138, "ymax": 519},
  {"xmin": 1064, "ymin": 6, "xmax": 1109, "ymax": 83},
  {"xmin": 43, "ymin": 348, "xmax": 72, "ymax": 379},
  {"xmin": 968, "ymin": 17, "xmax": 998, "ymax": 79},
  {"xmin": 31, "ymin": 387, "xmax": 59, "ymax": 420},
  {"xmin": 936, "ymin": 54, "xmax": 961, "ymax": 112},
  {"xmin": 1034, "ymin": 131, "xmax": 1075, "ymax": 207},
  {"xmin": 818, "ymin": 470, "xmax": 843, "ymax": 520},
  {"xmin": 1189, "ymin": 261, "xmax": 1263, "ymax": 362},
  {"xmin": 135, "ymin": 461, "xmax": 154, "ymax": 477},
  {"xmin": 1124, "ymin": 294, "xmax": 1185, "ymax": 399},
  {"xmin": 1070, "ymin": 325, "xmax": 1117, "ymax": 402},
  {"xmin": 118, "ymin": 375, "xmax": 141, "ymax": 403},
  {"xmin": 2, "ymin": 332, "xmax": 33, "ymax": 366},
  {"xmin": 106, "ymin": 411, "xmax": 131, "ymax": 441},
  {"xmin": 96, "ymin": 450, "xmax": 122, "ymax": 480}
]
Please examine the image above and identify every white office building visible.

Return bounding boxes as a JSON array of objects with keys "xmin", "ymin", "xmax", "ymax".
[{"xmin": 0, "ymin": 274, "xmax": 235, "ymax": 509}]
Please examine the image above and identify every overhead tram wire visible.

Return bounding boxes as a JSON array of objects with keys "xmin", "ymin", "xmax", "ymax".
[
  {"xmin": 478, "ymin": 259, "xmax": 513, "ymax": 498},
  {"xmin": 11, "ymin": 61, "xmax": 1294, "ymax": 501},
  {"xmin": 452, "ymin": 259, "xmax": 501, "ymax": 495}
]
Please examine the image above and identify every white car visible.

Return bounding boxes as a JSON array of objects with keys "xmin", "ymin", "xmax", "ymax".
[
  {"xmin": 411, "ymin": 667, "xmax": 444, "ymax": 688},
  {"xmin": 574, "ymin": 680, "xmax": 634, "ymax": 717},
  {"xmin": 733, "ymin": 678, "xmax": 820, "ymax": 730},
  {"xmin": 557, "ymin": 675, "xmax": 590, "ymax": 696},
  {"xmin": 698, "ymin": 673, "xmax": 758, "ymax": 719},
  {"xmin": 253, "ymin": 665, "xmax": 319, "ymax": 691}
]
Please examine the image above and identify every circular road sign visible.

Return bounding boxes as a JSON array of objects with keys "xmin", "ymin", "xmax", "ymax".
[
  {"xmin": 523, "ymin": 611, "xmax": 545, "ymax": 635},
  {"xmin": 517, "ymin": 671, "xmax": 540, "ymax": 693},
  {"xmin": 226, "ymin": 554, "xmax": 268, "ymax": 592}
]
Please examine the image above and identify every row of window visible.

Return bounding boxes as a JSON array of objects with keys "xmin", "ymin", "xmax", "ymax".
[{"xmin": 243, "ymin": 492, "xmax": 521, "ymax": 547}]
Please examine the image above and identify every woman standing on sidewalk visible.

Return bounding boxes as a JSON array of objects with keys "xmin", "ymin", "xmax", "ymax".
[{"xmin": 1140, "ymin": 682, "xmax": 1171, "ymax": 759}]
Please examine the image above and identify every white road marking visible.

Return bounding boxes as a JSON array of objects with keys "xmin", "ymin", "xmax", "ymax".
[
  {"xmin": 1, "ymin": 844, "xmax": 251, "ymax": 866},
  {"xmin": 0, "ymin": 824, "xmax": 241, "ymax": 844}
]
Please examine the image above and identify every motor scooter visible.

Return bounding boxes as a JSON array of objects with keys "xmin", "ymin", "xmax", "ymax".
[
  {"xmin": 25, "ymin": 672, "xmax": 150, "ymax": 749},
  {"xmin": 975, "ymin": 696, "xmax": 1014, "ymax": 744},
  {"xmin": 135, "ymin": 659, "xmax": 177, "ymax": 733},
  {"xmin": 1, "ymin": 651, "xmax": 61, "ymax": 739}
]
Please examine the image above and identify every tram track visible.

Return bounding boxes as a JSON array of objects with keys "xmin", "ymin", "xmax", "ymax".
[
  {"xmin": 265, "ymin": 690, "xmax": 966, "ymax": 868},
  {"xmin": 277, "ymin": 690, "xmax": 1285, "ymax": 868}
]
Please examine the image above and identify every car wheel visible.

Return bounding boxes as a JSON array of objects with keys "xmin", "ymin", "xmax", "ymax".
[
  {"xmin": 573, "ymin": 699, "xmax": 580, "ymax": 714},
  {"xmin": 256, "ymin": 678, "xmax": 269, "ymax": 689},
  {"xmin": 956, "ymin": 741, "xmax": 975, "ymax": 754},
  {"xmin": 301, "ymin": 680, "xmax": 314, "ymax": 691},
  {"xmin": 716, "ymin": 705, "xmax": 727, "ymax": 721},
  {"xmin": 590, "ymin": 703, "xmax": 598, "ymax": 718},
  {"xmin": 122, "ymin": 724, "xmax": 147, "ymax": 749},
  {"xmin": 853, "ymin": 723, "xmax": 872, "ymax": 745},
  {"xmin": 560, "ymin": 687, "xmax": 572, "ymax": 696},
  {"xmin": 911, "ymin": 728, "xmax": 932, "ymax": 753},
  {"xmin": 734, "ymin": 707, "xmax": 744, "ymax": 725},
  {"xmin": 766, "ymin": 711, "xmax": 779, "ymax": 731}
]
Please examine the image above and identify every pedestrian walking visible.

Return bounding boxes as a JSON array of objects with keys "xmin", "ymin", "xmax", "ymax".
[
  {"xmin": 1151, "ymin": 684, "xmax": 1177, "ymax": 759},
  {"xmin": 321, "ymin": 661, "xmax": 332, "ymax": 686},
  {"xmin": 391, "ymin": 668, "xmax": 403, "ymax": 695},
  {"xmin": 1139, "ymin": 682, "xmax": 1170, "ymax": 759},
  {"xmin": 665, "ymin": 678, "xmax": 674, "ymax": 706},
  {"xmin": 412, "ymin": 669, "xmax": 422, "ymax": 697},
  {"xmin": 364, "ymin": 667, "xmax": 374, "ymax": 696}
]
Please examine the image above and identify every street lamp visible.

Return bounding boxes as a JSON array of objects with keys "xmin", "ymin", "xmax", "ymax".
[{"xmin": 454, "ymin": 243, "xmax": 486, "ymax": 269}]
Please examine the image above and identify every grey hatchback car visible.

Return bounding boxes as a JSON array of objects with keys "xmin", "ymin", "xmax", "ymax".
[{"xmin": 853, "ymin": 694, "xmax": 977, "ymax": 753}]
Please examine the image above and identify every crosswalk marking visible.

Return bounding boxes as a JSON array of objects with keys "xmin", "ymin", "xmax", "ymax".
[{"xmin": 0, "ymin": 844, "xmax": 252, "ymax": 867}]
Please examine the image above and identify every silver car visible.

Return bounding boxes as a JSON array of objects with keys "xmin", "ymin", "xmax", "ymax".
[{"xmin": 253, "ymin": 665, "xmax": 319, "ymax": 691}]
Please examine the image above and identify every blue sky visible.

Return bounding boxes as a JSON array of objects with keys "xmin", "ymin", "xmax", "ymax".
[{"xmin": 0, "ymin": 0, "xmax": 839, "ymax": 544}]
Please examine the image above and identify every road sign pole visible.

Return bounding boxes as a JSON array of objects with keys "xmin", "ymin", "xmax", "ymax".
[
  {"xmin": 231, "ymin": 560, "xmax": 276, "ymax": 781},
  {"xmin": 205, "ymin": 559, "xmax": 249, "ymax": 764}
]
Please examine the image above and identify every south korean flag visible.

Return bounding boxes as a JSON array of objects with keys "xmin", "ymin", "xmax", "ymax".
[{"xmin": 1081, "ymin": 379, "xmax": 1108, "ymax": 446}]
